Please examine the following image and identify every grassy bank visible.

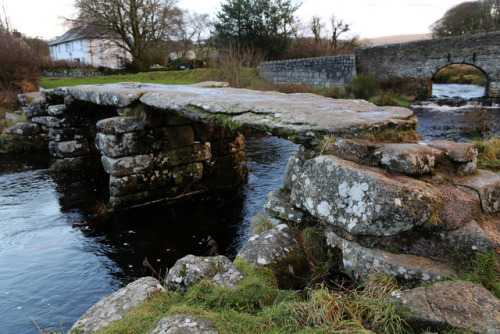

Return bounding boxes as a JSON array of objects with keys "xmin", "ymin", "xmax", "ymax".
[{"xmin": 433, "ymin": 64, "xmax": 487, "ymax": 86}]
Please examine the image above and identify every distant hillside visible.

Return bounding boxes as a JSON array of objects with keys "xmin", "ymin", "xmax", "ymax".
[{"xmin": 364, "ymin": 34, "xmax": 432, "ymax": 46}]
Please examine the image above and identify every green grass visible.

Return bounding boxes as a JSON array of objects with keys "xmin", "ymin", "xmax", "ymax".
[
  {"xmin": 95, "ymin": 262, "xmax": 410, "ymax": 334},
  {"xmin": 39, "ymin": 69, "xmax": 217, "ymax": 89},
  {"xmin": 475, "ymin": 137, "xmax": 500, "ymax": 172}
]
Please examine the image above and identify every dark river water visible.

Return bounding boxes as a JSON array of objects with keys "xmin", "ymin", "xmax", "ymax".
[
  {"xmin": 0, "ymin": 135, "xmax": 299, "ymax": 333},
  {"xmin": 1, "ymin": 83, "xmax": 498, "ymax": 333}
]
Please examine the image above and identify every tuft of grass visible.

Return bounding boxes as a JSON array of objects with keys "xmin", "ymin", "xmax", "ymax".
[
  {"xmin": 250, "ymin": 212, "xmax": 274, "ymax": 234},
  {"xmin": 459, "ymin": 251, "xmax": 500, "ymax": 298},
  {"xmin": 290, "ymin": 273, "xmax": 406, "ymax": 333},
  {"xmin": 475, "ymin": 137, "xmax": 500, "ymax": 172}
]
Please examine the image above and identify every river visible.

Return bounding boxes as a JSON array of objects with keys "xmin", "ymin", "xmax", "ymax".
[
  {"xmin": 0, "ymin": 135, "xmax": 299, "ymax": 333},
  {"xmin": 1, "ymin": 83, "xmax": 498, "ymax": 333}
]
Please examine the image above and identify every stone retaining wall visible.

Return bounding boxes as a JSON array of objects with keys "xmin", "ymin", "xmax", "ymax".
[{"xmin": 257, "ymin": 55, "xmax": 356, "ymax": 89}]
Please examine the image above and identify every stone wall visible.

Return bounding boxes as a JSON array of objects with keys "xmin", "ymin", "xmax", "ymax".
[
  {"xmin": 257, "ymin": 55, "xmax": 356, "ymax": 89},
  {"xmin": 356, "ymin": 32, "xmax": 500, "ymax": 97}
]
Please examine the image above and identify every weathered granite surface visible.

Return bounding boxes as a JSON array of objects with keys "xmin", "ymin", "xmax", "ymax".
[
  {"xmin": 166, "ymin": 255, "xmax": 244, "ymax": 292},
  {"xmin": 69, "ymin": 277, "xmax": 164, "ymax": 334},
  {"xmin": 53, "ymin": 82, "xmax": 416, "ymax": 145},
  {"xmin": 151, "ymin": 315, "xmax": 218, "ymax": 334},
  {"xmin": 391, "ymin": 280, "xmax": 500, "ymax": 333}
]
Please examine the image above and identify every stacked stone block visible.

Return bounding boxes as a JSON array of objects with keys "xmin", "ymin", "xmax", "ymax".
[
  {"xmin": 96, "ymin": 112, "xmax": 247, "ymax": 210},
  {"xmin": 257, "ymin": 55, "xmax": 356, "ymax": 89},
  {"xmin": 3, "ymin": 93, "xmax": 50, "ymax": 151}
]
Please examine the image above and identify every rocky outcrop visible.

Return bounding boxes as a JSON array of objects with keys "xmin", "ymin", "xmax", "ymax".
[
  {"xmin": 166, "ymin": 255, "xmax": 244, "ymax": 292},
  {"xmin": 334, "ymin": 138, "xmax": 478, "ymax": 176},
  {"xmin": 150, "ymin": 315, "xmax": 218, "ymax": 334},
  {"xmin": 290, "ymin": 156, "xmax": 442, "ymax": 236},
  {"xmin": 236, "ymin": 224, "xmax": 308, "ymax": 288},
  {"xmin": 391, "ymin": 280, "xmax": 500, "ymax": 333},
  {"xmin": 455, "ymin": 170, "xmax": 500, "ymax": 214},
  {"xmin": 69, "ymin": 277, "xmax": 164, "ymax": 334},
  {"xmin": 262, "ymin": 135, "xmax": 495, "ymax": 285},
  {"xmin": 326, "ymin": 230, "xmax": 457, "ymax": 283}
]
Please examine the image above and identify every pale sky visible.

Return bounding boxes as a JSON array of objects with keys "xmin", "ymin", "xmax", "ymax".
[{"xmin": 1, "ymin": 0, "xmax": 467, "ymax": 40}]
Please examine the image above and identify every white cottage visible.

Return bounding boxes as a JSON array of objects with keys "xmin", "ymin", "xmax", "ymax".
[{"xmin": 49, "ymin": 25, "xmax": 131, "ymax": 69}]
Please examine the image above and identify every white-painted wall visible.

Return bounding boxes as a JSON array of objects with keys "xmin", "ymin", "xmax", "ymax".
[{"xmin": 50, "ymin": 38, "xmax": 131, "ymax": 69}]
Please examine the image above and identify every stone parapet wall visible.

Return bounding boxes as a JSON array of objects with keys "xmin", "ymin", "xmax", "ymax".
[{"xmin": 257, "ymin": 55, "xmax": 356, "ymax": 89}]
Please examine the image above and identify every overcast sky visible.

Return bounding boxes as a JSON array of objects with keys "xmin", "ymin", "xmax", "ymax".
[{"xmin": 1, "ymin": 0, "xmax": 467, "ymax": 40}]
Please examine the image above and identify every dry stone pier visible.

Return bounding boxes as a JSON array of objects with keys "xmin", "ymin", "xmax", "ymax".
[{"xmin": 6, "ymin": 81, "xmax": 415, "ymax": 210}]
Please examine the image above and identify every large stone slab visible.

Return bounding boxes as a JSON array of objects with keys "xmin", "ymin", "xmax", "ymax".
[
  {"xmin": 101, "ymin": 154, "xmax": 154, "ymax": 177},
  {"xmin": 391, "ymin": 280, "xmax": 500, "ymax": 333},
  {"xmin": 326, "ymin": 230, "xmax": 457, "ymax": 283},
  {"xmin": 290, "ymin": 156, "xmax": 442, "ymax": 236},
  {"xmin": 69, "ymin": 277, "xmax": 164, "ymax": 334},
  {"xmin": 455, "ymin": 170, "xmax": 500, "ymax": 213},
  {"xmin": 166, "ymin": 255, "xmax": 244, "ymax": 292},
  {"xmin": 53, "ymin": 82, "xmax": 415, "ymax": 143}
]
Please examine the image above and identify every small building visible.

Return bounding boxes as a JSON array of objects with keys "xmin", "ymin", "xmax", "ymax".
[{"xmin": 49, "ymin": 25, "xmax": 131, "ymax": 69}]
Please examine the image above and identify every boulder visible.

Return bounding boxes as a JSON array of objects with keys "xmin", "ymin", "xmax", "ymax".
[
  {"xmin": 166, "ymin": 255, "xmax": 244, "ymax": 292},
  {"xmin": 264, "ymin": 190, "xmax": 304, "ymax": 223},
  {"xmin": 151, "ymin": 315, "xmax": 218, "ymax": 334},
  {"xmin": 290, "ymin": 156, "xmax": 442, "ymax": 236},
  {"xmin": 326, "ymin": 230, "xmax": 457, "ymax": 283},
  {"xmin": 391, "ymin": 280, "xmax": 500, "ymax": 333},
  {"xmin": 439, "ymin": 220, "xmax": 493, "ymax": 255},
  {"xmin": 283, "ymin": 155, "xmax": 305, "ymax": 190},
  {"xmin": 423, "ymin": 139, "xmax": 477, "ymax": 163},
  {"xmin": 455, "ymin": 170, "xmax": 500, "ymax": 214},
  {"xmin": 49, "ymin": 127, "xmax": 97, "ymax": 142},
  {"xmin": 5, "ymin": 112, "xmax": 23, "ymax": 123},
  {"xmin": 373, "ymin": 143, "xmax": 444, "ymax": 175},
  {"xmin": 236, "ymin": 224, "xmax": 308, "ymax": 288},
  {"xmin": 18, "ymin": 91, "xmax": 42, "ymax": 107},
  {"xmin": 333, "ymin": 138, "xmax": 379, "ymax": 165},
  {"xmin": 69, "ymin": 277, "xmax": 164, "ymax": 334}
]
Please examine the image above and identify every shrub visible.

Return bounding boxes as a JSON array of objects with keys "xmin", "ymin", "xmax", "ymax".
[
  {"xmin": 346, "ymin": 73, "xmax": 378, "ymax": 100},
  {"xmin": 0, "ymin": 30, "xmax": 40, "ymax": 95}
]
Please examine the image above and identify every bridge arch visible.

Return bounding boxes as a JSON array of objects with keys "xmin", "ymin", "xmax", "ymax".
[{"xmin": 355, "ymin": 31, "xmax": 500, "ymax": 98}]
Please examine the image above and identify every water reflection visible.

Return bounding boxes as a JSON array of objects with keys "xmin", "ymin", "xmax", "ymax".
[{"xmin": 0, "ymin": 135, "xmax": 298, "ymax": 333}]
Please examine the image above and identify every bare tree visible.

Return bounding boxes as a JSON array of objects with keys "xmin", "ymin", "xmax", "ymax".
[
  {"xmin": 329, "ymin": 15, "xmax": 349, "ymax": 50},
  {"xmin": 311, "ymin": 16, "xmax": 323, "ymax": 44},
  {"xmin": 172, "ymin": 10, "xmax": 211, "ymax": 59},
  {"xmin": 73, "ymin": 0, "xmax": 183, "ymax": 69}
]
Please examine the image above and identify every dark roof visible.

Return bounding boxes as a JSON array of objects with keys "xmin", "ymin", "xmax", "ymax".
[{"xmin": 49, "ymin": 25, "xmax": 117, "ymax": 46}]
